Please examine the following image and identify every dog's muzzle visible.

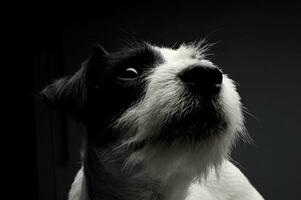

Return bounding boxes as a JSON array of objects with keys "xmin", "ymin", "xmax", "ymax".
[{"xmin": 178, "ymin": 64, "xmax": 223, "ymax": 96}]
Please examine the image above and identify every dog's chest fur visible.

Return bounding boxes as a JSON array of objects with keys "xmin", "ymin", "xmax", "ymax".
[{"xmin": 69, "ymin": 161, "xmax": 263, "ymax": 200}]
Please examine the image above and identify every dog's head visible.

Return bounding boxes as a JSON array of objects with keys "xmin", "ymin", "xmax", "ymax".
[{"xmin": 42, "ymin": 41, "xmax": 245, "ymax": 182}]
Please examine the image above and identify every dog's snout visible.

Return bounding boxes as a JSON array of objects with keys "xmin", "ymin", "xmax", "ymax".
[{"xmin": 178, "ymin": 64, "xmax": 223, "ymax": 94}]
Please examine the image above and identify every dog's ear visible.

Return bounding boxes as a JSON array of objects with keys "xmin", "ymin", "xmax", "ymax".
[{"xmin": 40, "ymin": 44, "xmax": 108, "ymax": 120}]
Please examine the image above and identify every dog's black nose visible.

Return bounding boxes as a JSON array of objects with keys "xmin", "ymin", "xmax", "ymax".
[{"xmin": 178, "ymin": 64, "xmax": 223, "ymax": 94}]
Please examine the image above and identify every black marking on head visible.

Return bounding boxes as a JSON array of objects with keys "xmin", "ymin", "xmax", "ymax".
[
  {"xmin": 41, "ymin": 42, "xmax": 164, "ymax": 145},
  {"xmin": 107, "ymin": 42, "xmax": 163, "ymax": 78},
  {"xmin": 88, "ymin": 43, "xmax": 163, "ymax": 145}
]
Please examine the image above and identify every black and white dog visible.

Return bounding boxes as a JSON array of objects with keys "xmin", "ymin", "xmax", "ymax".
[{"xmin": 41, "ymin": 41, "xmax": 264, "ymax": 200}]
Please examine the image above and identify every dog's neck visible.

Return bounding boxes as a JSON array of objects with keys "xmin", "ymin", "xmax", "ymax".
[{"xmin": 82, "ymin": 145, "xmax": 194, "ymax": 200}]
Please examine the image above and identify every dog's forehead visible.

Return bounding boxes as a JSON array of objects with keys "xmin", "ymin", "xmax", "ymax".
[
  {"xmin": 151, "ymin": 44, "xmax": 209, "ymax": 64},
  {"xmin": 106, "ymin": 43, "xmax": 163, "ymax": 68},
  {"xmin": 149, "ymin": 44, "xmax": 213, "ymax": 69}
]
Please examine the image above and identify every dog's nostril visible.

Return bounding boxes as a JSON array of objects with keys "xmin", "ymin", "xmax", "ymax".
[
  {"xmin": 178, "ymin": 64, "xmax": 223, "ymax": 94},
  {"xmin": 179, "ymin": 64, "xmax": 223, "ymax": 85}
]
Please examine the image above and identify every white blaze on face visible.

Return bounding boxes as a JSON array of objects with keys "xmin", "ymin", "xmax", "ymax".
[{"xmin": 116, "ymin": 44, "xmax": 245, "ymax": 182}]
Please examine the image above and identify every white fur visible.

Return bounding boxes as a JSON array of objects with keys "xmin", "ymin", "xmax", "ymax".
[
  {"xmin": 116, "ymin": 45, "xmax": 245, "ymax": 183},
  {"xmin": 68, "ymin": 168, "xmax": 88, "ymax": 200},
  {"xmin": 184, "ymin": 161, "xmax": 263, "ymax": 200},
  {"xmin": 69, "ymin": 161, "xmax": 264, "ymax": 200},
  {"xmin": 68, "ymin": 44, "xmax": 264, "ymax": 200}
]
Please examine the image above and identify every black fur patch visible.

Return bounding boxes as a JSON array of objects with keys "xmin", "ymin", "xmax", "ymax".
[{"xmin": 41, "ymin": 42, "xmax": 164, "ymax": 145}]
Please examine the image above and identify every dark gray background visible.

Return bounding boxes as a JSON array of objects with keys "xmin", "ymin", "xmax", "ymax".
[{"xmin": 32, "ymin": 2, "xmax": 301, "ymax": 200}]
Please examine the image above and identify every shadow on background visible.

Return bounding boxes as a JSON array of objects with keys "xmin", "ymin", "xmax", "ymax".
[{"xmin": 31, "ymin": 2, "xmax": 301, "ymax": 200}]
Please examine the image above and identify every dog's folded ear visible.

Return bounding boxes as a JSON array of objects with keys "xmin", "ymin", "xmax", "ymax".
[
  {"xmin": 40, "ymin": 44, "xmax": 108, "ymax": 121},
  {"xmin": 40, "ymin": 65, "xmax": 87, "ymax": 120}
]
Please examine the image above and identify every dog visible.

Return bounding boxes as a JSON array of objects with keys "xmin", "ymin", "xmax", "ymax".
[{"xmin": 41, "ymin": 40, "xmax": 264, "ymax": 200}]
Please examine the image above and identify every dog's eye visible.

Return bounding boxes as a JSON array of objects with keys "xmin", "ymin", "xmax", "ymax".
[{"xmin": 118, "ymin": 67, "xmax": 139, "ymax": 80}]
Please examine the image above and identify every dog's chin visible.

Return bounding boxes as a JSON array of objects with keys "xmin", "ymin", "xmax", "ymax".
[
  {"xmin": 158, "ymin": 102, "xmax": 227, "ymax": 144},
  {"xmin": 138, "ymin": 93, "xmax": 226, "ymax": 145},
  {"xmin": 124, "ymin": 133, "xmax": 229, "ymax": 184},
  {"xmin": 123, "ymin": 105, "xmax": 231, "ymax": 183}
]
